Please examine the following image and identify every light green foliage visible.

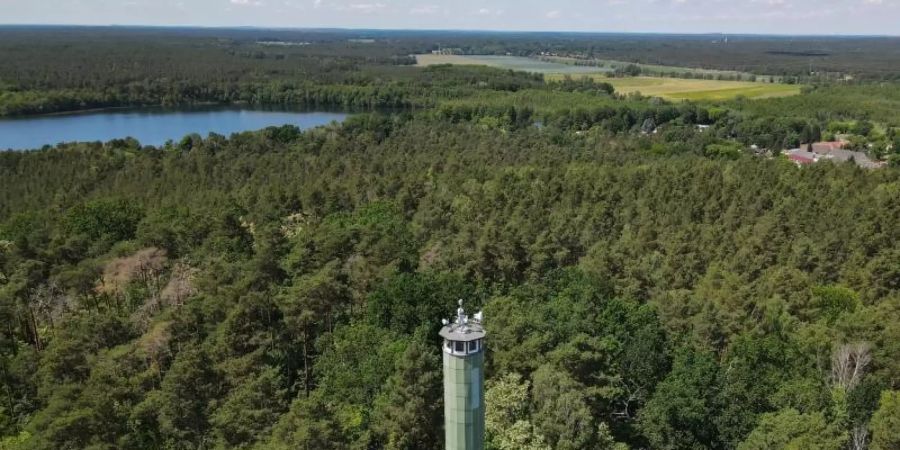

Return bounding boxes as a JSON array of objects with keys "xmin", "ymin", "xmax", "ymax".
[
  {"xmin": 737, "ymin": 409, "xmax": 847, "ymax": 450},
  {"xmin": 0, "ymin": 431, "xmax": 31, "ymax": 450},
  {"xmin": 704, "ymin": 142, "xmax": 744, "ymax": 159},
  {"xmin": 597, "ymin": 76, "xmax": 800, "ymax": 100},
  {"xmin": 596, "ymin": 422, "xmax": 630, "ymax": 450},
  {"xmin": 485, "ymin": 373, "xmax": 549, "ymax": 450},
  {"xmin": 870, "ymin": 390, "xmax": 900, "ymax": 450},
  {"xmin": 812, "ymin": 285, "xmax": 861, "ymax": 323},
  {"xmin": 489, "ymin": 421, "xmax": 550, "ymax": 450},
  {"xmin": 531, "ymin": 364, "xmax": 598, "ymax": 450},
  {"xmin": 729, "ymin": 84, "xmax": 900, "ymax": 128}
]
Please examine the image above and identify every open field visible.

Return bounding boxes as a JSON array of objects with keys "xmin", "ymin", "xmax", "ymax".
[
  {"xmin": 417, "ymin": 55, "xmax": 800, "ymax": 100},
  {"xmin": 538, "ymin": 55, "xmax": 770, "ymax": 81},
  {"xmin": 605, "ymin": 77, "xmax": 801, "ymax": 100},
  {"xmin": 415, "ymin": 54, "xmax": 610, "ymax": 74},
  {"xmin": 550, "ymin": 75, "xmax": 802, "ymax": 100}
]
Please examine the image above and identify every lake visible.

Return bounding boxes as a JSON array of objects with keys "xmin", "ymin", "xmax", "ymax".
[{"xmin": 0, "ymin": 107, "xmax": 349, "ymax": 151}]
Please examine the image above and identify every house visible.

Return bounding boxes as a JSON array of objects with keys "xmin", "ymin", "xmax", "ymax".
[
  {"xmin": 826, "ymin": 148, "xmax": 883, "ymax": 169},
  {"xmin": 803, "ymin": 141, "xmax": 845, "ymax": 154},
  {"xmin": 789, "ymin": 141, "xmax": 884, "ymax": 169},
  {"xmin": 785, "ymin": 149, "xmax": 818, "ymax": 166}
]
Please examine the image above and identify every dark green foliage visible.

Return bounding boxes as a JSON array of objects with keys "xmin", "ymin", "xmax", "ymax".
[
  {"xmin": 210, "ymin": 367, "xmax": 288, "ymax": 448},
  {"xmin": 367, "ymin": 272, "xmax": 475, "ymax": 335},
  {"xmin": 151, "ymin": 346, "xmax": 222, "ymax": 448},
  {"xmin": 314, "ymin": 324, "xmax": 405, "ymax": 409},
  {"xmin": 638, "ymin": 347, "xmax": 722, "ymax": 450},
  {"xmin": 64, "ymin": 199, "xmax": 143, "ymax": 243},
  {"xmin": 715, "ymin": 332, "xmax": 817, "ymax": 447},
  {"xmin": 266, "ymin": 391, "xmax": 346, "ymax": 450},
  {"xmin": 371, "ymin": 340, "xmax": 443, "ymax": 450}
]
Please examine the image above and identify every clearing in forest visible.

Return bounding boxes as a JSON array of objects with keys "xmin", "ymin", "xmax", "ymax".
[
  {"xmin": 416, "ymin": 54, "xmax": 801, "ymax": 101},
  {"xmin": 537, "ymin": 55, "xmax": 767, "ymax": 80},
  {"xmin": 550, "ymin": 75, "xmax": 802, "ymax": 100}
]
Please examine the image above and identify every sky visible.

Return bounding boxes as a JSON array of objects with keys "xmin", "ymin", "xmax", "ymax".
[{"xmin": 1, "ymin": 0, "xmax": 899, "ymax": 35}]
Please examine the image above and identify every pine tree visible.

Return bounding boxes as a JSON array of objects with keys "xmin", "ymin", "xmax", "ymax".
[{"xmin": 371, "ymin": 340, "xmax": 443, "ymax": 450}]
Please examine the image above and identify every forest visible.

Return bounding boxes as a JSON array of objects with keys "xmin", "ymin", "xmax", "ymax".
[
  {"xmin": 3, "ymin": 27, "xmax": 900, "ymax": 117},
  {"xmin": 1, "ymin": 27, "xmax": 900, "ymax": 450}
]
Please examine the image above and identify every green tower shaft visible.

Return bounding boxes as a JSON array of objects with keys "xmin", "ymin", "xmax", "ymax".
[
  {"xmin": 443, "ymin": 350, "xmax": 485, "ymax": 450},
  {"xmin": 440, "ymin": 300, "xmax": 486, "ymax": 450}
]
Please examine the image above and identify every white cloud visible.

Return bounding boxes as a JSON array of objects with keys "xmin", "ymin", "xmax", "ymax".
[
  {"xmin": 751, "ymin": 0, "xmax": 791, "ymax": 7},
  {"xmin": 475, "ymin": 7, "xmax": 503, "ymax": 16},
  {"xmin": 410, "ymin": 4, "xmax": 439, "ymax": 15},
  {"xmin": 346, "ymin": 2, "xmax": 386, "ymax": 11},
  {"xmin": 546, "ymin": 10, "xmax": 561, "ymax": 19},
  {"xmin": 230, "ymin": 0, "xmax": 264, "ymax": 6}
]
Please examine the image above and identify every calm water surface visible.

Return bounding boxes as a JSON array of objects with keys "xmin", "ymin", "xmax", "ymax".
[{"xmin": 0, "ymin": 107, "xmax": 349, "ymax": 151}]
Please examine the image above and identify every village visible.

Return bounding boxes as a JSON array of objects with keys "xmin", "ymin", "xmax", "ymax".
[{"xmin": 784, "ymin": 139, "xmax": 886, "ymax": 169}]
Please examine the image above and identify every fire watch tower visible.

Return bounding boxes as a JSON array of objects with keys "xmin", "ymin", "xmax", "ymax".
[{"xmin": 439, "ymin": 300, "xmax": 486, "ymax": 450}]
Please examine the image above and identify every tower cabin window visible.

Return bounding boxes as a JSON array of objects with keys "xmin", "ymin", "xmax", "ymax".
[{"xmin": 445, "ymin": 339, "xmax": 482, "ymax": 355}]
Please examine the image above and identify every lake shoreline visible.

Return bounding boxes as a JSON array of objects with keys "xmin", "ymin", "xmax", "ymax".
[
  {"xmin": 0, "ymin": 101, "xmax": 280, "ymax": 120},
  {"xmin": 0, "ymin": 107, "xmax": 350, "ymax": 151}
]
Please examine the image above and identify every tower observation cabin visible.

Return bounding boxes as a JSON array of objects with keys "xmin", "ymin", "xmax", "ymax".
[{"xmin": 439, "ymin": 299, "xmax": 486, "ymax": 450}]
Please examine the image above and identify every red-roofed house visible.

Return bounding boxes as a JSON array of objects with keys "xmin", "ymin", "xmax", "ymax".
[{"xmin": 787, "ymin": 152, "xmax": 816, "ymax": 165}]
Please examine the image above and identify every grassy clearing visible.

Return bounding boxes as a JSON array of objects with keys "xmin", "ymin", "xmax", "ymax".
[
  {"xmin": 417, "ymin": 55, "xmax": 802, "ymax": 101},
  {"xmin": 539, "ymin": 55, "xmax": 769, "ymax": 80},
  {"xmin": 671, "ymin": 84, "xmax": 802, "ymax": 101},
  {"xmin": 549, "ymin": 75, "xmax": 801, "ymax": 100}
]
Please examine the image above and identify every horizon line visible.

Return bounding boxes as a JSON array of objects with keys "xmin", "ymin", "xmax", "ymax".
[{"xmin": 1, "ymin": 23, "xmax": 899, "ymax": 39}]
